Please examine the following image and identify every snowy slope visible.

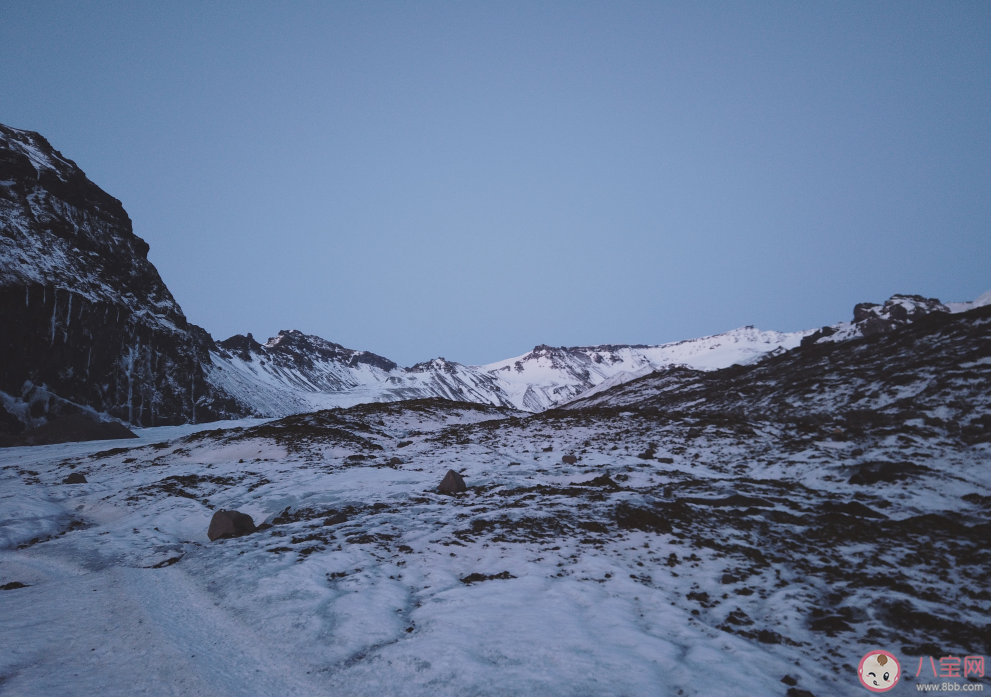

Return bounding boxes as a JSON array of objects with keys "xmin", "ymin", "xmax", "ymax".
[{"xmin": 947, "ymin": 288, "xmax": 991, "ymax": 314}]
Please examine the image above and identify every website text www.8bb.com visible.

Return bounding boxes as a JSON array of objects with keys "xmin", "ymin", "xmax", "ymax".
[{"xmin": 914, "ymin": 683, "xmax": 984, "ymax": 692}]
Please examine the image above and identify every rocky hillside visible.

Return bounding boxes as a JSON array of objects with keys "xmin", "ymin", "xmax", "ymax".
[
  {"xmin": 562, "ymin": 301, "xmax": 991, "ymax": 436},
  {"xmin": 0, "ymin": 123, "xmax": 241, "ymax": 431}
]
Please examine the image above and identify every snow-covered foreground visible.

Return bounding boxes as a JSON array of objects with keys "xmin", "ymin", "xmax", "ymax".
[{"xmin": 2, "ymin": 399, "xmax": 988, "ymax": 696}]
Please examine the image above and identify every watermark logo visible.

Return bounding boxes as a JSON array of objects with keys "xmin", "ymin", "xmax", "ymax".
[
  {"xmin": 858, "ymin": 650, "xmax": 901, "ymax": 692},
  {"xmin": 915, "ymin": 654, "xmax": 985, "ymax": 679}
]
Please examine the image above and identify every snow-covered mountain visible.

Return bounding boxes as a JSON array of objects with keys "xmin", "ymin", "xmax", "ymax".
[
  {"xmin": 203, "ymin": 326, "xmax": 815, "ymax": 417},
  {"xmin": 206, "ymin": 292, "xmax": 987, "ymax": 418},
  {"xmin": 483, "ymin": 327, "xmax": 812, "ymax": 411},
  {"xmin": 2, "ymin": 123, "xmax": 990, "ymax": 696},
  {"xmin": 207, "ymin": 330, "xmax": 517, "ymax": 416},
  {"xmin": 564, "ymin": 296, "xmax": 991, "ymax": 418}
]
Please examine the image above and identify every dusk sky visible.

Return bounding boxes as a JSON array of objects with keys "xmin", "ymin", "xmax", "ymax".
[{"xmin": 2, "ymin": 1, "xmax": 988, "ymax": 366}]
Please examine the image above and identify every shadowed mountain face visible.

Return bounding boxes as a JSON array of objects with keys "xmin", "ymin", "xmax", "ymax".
[{"xmin": 0, "ymin": 123, "xmax": 243, "ymax": 427}]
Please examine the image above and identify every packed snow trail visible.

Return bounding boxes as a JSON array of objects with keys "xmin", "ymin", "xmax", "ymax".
[{"xmin": 0, "ymin": 558, "xmax": 318, "ymax": 696}]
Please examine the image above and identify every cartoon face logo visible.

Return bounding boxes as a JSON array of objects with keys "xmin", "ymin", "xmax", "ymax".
[{"xmin": 858, "ymin": 650, "xmax": 900, "ymax": 692}]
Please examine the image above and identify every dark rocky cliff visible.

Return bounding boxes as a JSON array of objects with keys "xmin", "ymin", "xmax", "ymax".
[{"xmin": 0, "ymin": 123, "xmax": 243, "ymax": 428}]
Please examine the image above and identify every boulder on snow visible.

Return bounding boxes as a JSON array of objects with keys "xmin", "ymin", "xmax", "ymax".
[
  {"xmin": 438, "ymin": 469, "xmax": 467, "ymax": 494},
  {"xmin": 64, "ymin": 472, "xmax": 87, "ymax": 484},
  {"xmin": 561, "ymin": 454, "xmax": 577, "ymax": 464},
  {"xmin": 208, "ymin": 509, "xmax": 257, "ymax": 541}
]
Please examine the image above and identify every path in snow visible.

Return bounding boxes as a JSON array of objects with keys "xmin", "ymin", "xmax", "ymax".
[{"xmin": 0, "ymin": 555, "xmax": 319, "ymax": 696}]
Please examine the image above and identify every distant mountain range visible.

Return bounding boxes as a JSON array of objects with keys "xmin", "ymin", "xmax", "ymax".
[
  {"xmin": 208, "ymin": 326, "xmax": 812, "ymax": 417},
  {"xmin": 1, "ymin": 121, "xmax": 988, "ymax": 431}
]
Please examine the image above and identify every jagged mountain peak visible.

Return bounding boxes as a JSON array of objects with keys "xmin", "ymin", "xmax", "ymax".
[
  {"xmin": 217, "ymin": 333, "xmax": 264, "ymax": 360},
  {"xmin": 407, "ymin": 357, "xmax": 459, "ymax": 374},
  {"xmin": 0, "ymin": 124, "xmax": 141, "ymax": 260},
  {"xmin": 1, "ymin": 125, "xmax": 80, "ymax": 180},
  {"xmin": 260, "ymin": 330, "xmax": 398, "ymax": 373}
]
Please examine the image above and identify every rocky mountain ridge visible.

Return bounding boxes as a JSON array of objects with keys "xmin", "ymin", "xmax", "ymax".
[
  {"xmin": 0, "ymin": 123, "xmax": 241, "ymax": 433},
  {"xmin": 203, "ymin": 324, "xmax": 820, "ymax": 418},
  {"xmin": 1, "ymin": 121, "xmax": 987, "ymax": 433},
  {"xmin": 207, "ymin": 293, "xmax": 986, "ymax": 418}
]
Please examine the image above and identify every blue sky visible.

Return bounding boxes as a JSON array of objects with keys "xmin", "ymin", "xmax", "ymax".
[{"xmin": 2, "ymin": 1, "xmax": 988, "ymax": 366}]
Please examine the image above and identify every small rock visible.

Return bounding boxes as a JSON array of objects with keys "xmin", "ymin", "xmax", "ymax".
[
  {"xmin": 1, "ymin": 581, "xmax": 29, "ymax": 590},
  {"xmin": 438, "ymin": 469, "xmax": 467, "ymax": 494},
  {"xmin": 208, "ymin": 509, "xmax": 257, "ymax": 541},
  {"xmin": 720, "ymin": 573, "xmax": 739, "ymax": 584},
  {"xmin": 786, "ymin": 689, "xmax": 815, "ymax": 697},
  {"xmin": 756, "ymin": 629, "xmax": 781, "ymax": 644},
  {"xmin": 562, "ymin": 454, "xmax": 577, "ymax": 464},
  {"xmin": 781, "ymin": 675, "xmax": 798, "ymax": 686},
  {"xmin": 460, "ymin": 571, "xmax": 515, "ymax": 584},
  {"xmin": 571, "ymin": 474, "xmax": 621, "ymax": 490},
  {"xmin": 64, "ymin": 472, "xmax": 87, "ymax": 484},
  {"xmin": 324, "ymin": 512, "xmax": 348, "ymax": 526}
]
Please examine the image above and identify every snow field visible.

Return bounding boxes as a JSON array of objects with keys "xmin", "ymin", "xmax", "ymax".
[{"xmin": 2, "ymin": 401, "xmax": 988, "ymax": 696}]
